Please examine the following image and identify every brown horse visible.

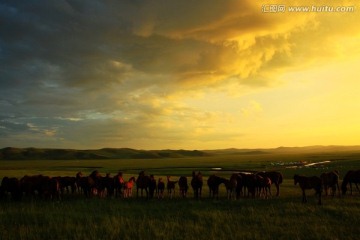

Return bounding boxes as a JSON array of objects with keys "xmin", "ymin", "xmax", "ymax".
[
  {"xmin": 256, "ymin": 174, "xmax": 272, "ymax": 199},
  {"xmin": 149, "ymin": 175, "xmax": 157, "ymax": 199},
  {"xmin": 241, "ymin": 173, "xmax": 257, "ymax": 198},
  {"xmin": 222, "ymin": 174, "xmax": 237, "ymax": 200},
  {"xmin": 113, "ymin": 172, "xmax": 125, "ymax": 197},
  {"xmin": 57, "ymin": 176, "xmax": 77, "ymax": 195},
  {"xmin": 191, "ymin": 171, "xmax": 203, "ymax": 199},
  {"xmin": 178, "ymin": 176, "xmax": 188, "ymax": 198},
  {"xmin": 123, "ymin": 177, "xmax": 136, "ymax": 198},
  {"xmin": 136, "ymin": 171, "xmax": 150, "ymax": 198},
  {"xmin": 157, "ymin": 178, "xmax": 165, "ymax": 199},
  {"xmin": 166, "ymin": 176, "xmax": 178, "ymax": 199},
  {"xmin": 294, "ymin": 174, "xmax": 322, "ymax": 205},
  {"xmin": 341, "ymin": 170, "xmax": 360, "ymax": 195},
  {"xmin": 320, "ymin": 170, "xmax": 340, "ymax": 197},
  {"xmin": 98, "ymin": 173, "xmax": 115, "ymax": 198},
  {"xmin": 256, "ymin": 171, "xmax": 283, "ymax": 196},
  {"xmin": 207, "ymin": 175, "xmax": 224, "ymax": 199},
  {"xmin": 1, "ymin": 177, "xmax": 22, "ymax": 200},
  {"xmin": 235, "ymin": 174, "xmax": 244, "ymax": 199},
  {"xmin": 75, "ymin": 172, "xmax": 97, "ymax": 197}
]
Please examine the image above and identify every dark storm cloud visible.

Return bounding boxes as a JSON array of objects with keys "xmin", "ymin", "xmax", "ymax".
[{"xmin": 2, "ymin": 0, "xmax": 354, "ymax": 148}]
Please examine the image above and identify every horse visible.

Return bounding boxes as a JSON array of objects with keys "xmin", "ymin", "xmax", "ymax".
[
  {"xmin": 255, "ymin": 174, "xmax": 272, "ymax": 199},
  {"xmin": 40, "ymin": 176, "xmax": 60, "ymax": 200},
  {"xmin": 57, "ymin": 176, "xmax": 77, "ymax": 195},
  {"xmin": 113, "ymin": 172, "xmax": 125, "ymax": 197},
  {"xmin": 136, "ymin": 171, "xmax": 150, "ymax": 198},
  {"xmin": 178, "ymin": 176, "xmax": 188, "ymax": 198},
  {"xmin": 191, "ymin": 171, "xmax": 203, "ymax": 199},
  {"xmin": 98, "ymin": 173, "xmax": 115, "ymax": 198},
  {"xmin": 123, "ymin": 177, "xmax": 136, "ymax": 198},
  {"xmin": 222, "ymin": 174, "xmax": 237, "ymax": 200},
  {"xmin": 207, "ymin": 175, "xmax": 224, "ymax": 199},
  {"xmin": 20, "ymin": 175, "xmax": 44, "ymax": 198},
  {"xmin": 75, "ymin": 172, "xmax": 97, "ymax": 197},
  {"xmin": 320, "ymin": 170, "xmax": 340, "ymax": 197},
  {"xmin": 1, "ymin": 177, "xmax": 22, "ymax": 200},
  {"xmin": 235, "ymin": 174, "xmax": 244, "ymax": 199},
  {"xmin": 157, "ymin": 178, "xmax": 165, "ymax": 199},
  {"xmin": 341, "ymin": 170, "xmax": 360, "ymax": 195},
  {"xmin": 149, "ymin": 175, "xmax": 157, "ymax": 199},
  {"xmin": 256, "ymin": 171, "xmax": 283, "ymax": 196},
  {"xmin": 20, "ymin": 175, "xmax": 60, "ymax": 200},
  {"xmin": 294, "ymin": 174, "xmax": 322, "ymax": 205},
  {"xmin": 241, "ymin": 173, "xmax": 257, "ymax": 198},
  {"xmin": 166, "ymin": 176, "xmax": 178, "ymax": 199}
]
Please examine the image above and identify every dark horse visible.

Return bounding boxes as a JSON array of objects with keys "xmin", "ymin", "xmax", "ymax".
[
  {"xmin": 191, "ymin": 171, "xmax": 203, "ymax": 199},
  {"xmin": 136, "ymin": 171, "xmax": 150, "ymax": 198},
  {"xmin": 320, "ymin": 170, "xmax": 340, "ymax": 197},
  {"xmin": 178, "ymin": 176, "xmax": 188, "ymax": 198},
  {"xmin": 341, "ymin": 170, "xmax": 360, "ymax": 195},
  {"xmin": 256, "ymin": 171, "xmax": 283, "ymax": 196},
  {"xmin": 294, "ymin": 174, "xmax": 322, "ymax": 205},
  {"xmin": 207, "ymin": 175, "xmax": 224, "ymax": 199}
]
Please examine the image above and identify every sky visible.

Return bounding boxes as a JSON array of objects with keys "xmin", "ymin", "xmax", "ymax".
[{"xmin": 1, "ymin": 0, "xmax": 360, "ymax": 150}]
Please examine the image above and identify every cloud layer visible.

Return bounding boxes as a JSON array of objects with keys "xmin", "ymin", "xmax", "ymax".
[{"xmin": 1, "ymin": 0, "xmax": 359, "ymax": 149}]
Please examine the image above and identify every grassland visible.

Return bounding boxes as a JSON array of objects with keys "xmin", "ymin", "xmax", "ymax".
[{"xmin": 1, "ymin": 147, "xmax": 360, "ymax": 239}]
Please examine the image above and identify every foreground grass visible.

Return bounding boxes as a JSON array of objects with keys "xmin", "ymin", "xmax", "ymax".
[
  {"xmin": 1, "ymin": 150, "xmax": 360, "ymax": 239},
  {"xmin": 1, "ymin": 192, "xmax": 360, "ymax": 240}
]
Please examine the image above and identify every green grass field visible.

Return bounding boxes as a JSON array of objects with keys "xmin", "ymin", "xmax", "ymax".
[{"xmin": 1, "ymin": 149, "xmax": 360, "ymax": 239}]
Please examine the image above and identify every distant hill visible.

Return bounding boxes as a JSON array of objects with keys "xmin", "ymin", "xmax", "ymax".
[
  {"xmin": 2, "ymin": 145, "xmax": 360, "ymax": 160},
  {"xmin": 0, "ymin": 147, "xmax": 207, "ymax": 160},
  {"xmin": 204, "ymin": 145, "xmax": 360, "ymax": 155}
]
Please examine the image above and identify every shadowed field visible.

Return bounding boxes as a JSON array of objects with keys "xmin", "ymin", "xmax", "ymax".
[{"xmin": 1, "ymin": 147, "xmax": 360, "ymax": 239}]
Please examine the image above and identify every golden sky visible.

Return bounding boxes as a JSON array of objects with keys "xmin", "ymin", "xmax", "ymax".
[{"xmin": 0, "ymin": 0, "xmax": 359, "ymax": 149}]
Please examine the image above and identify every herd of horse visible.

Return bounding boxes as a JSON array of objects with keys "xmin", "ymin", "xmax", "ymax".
[{"xmin": 1, "ymin": 169, "xmax": 360, "ymax": 204}]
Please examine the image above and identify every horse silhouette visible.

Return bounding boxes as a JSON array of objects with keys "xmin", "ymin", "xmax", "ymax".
[
  {"xmin": 320, "ymin": 170, "xmax": 340, "ymax": 197},
  {"xmin": 294, "ymin": 174, "xmax": 322, "ymax": 205},
  {"xmin": 123, "ymin": 177, "xmax": 136, "ymax": 198},
  {"xmin": 341, "ymin": 170, "xmax": 360, "ymax": 195},
  {"xmin": 207, "ymin": 175, "xmax": 224, "ymax": 199},
  {"xmin": 113, "ymin": 172, "xmax": 125, "ymax": 197},
  {"xmin": 256, "ymin": 171, "xmax": 283, "ymax": 196},
  {"xmin": 1, "ymin": 177, "xmax": 22, "ymax": 200},
  {"xmin": 191, "ymin": 171, "xmax": 203, "ymax": 199},
  {"xmin": 157, "ymin": 178, "xmax": 165, "ymax": 199},
  {"xmin": 149, "ymin": 175, "xmax": 157, "ymax": 199},
  {"xmin": 255, "ymin": 174, "xmax": 272, "ymax": 198},
  {"xmin": 136, "ymin": 171, "xmax": 150, "ymax": 198},
  {"xmin": 222, "ymin": 174, "xmax": 238, "ymax": 200},
  {"xmin": 166, "ymin": 176, "xmax": 178, "ymax": 199},
  {"xmin": 178, "ymin": 176, "xmax": 188, "ymax": 198}
]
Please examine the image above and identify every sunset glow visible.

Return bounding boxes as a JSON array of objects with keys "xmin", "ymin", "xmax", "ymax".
[{"xmin": 1, "ymin": 0, "xmax": 360, "ymax": 149}]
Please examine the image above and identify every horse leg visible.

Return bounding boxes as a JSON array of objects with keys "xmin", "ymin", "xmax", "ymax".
[
  {"xmin": 318, "ymin": 188, "xmax": 322, "ymax": 205},
  {"xmin": 302, "ymin": 189, "xmax": 307, "ymax": 203},
  {"xmin": 330, "ymin": 185, "xmax": 335, "ymax": 197},
  {"xmin": 276, "ymin": 183, "xmax": 280, "ymax": 197},
  {"xmin": 337, "ymin": 183, "xmax": 341, "ymax": 197},
  {"xmin": 355, "ymin": 183, "xmax": 360, "ymax": 194}
]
